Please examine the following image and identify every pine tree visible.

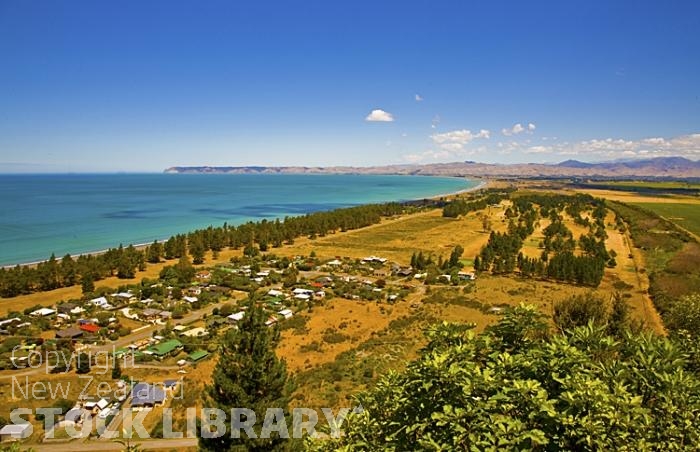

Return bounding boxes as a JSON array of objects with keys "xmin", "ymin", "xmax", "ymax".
[
  {"xmin": 76, "ymin": 353, "xmax": 91, "ymax": 374},
  {"xmin": 112, "ymin": 356, "xmax": 122, "ymax": 379},
  {"xmin": 200, "ymin": 294, "xmax": 291, "ymax": 451},
  {"xmin": 81, "ymin": 273, "xmax": 95, "ymax": 295}
]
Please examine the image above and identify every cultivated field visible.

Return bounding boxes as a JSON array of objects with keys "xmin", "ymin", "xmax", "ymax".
[{"xmin": 630, "ymin": 202, "xmax": 700, "ymax": 238}]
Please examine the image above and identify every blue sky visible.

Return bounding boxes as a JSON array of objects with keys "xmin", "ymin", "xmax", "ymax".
[{"xmin": 1, "ymin": 1, "xmax": 699, "ymax": 172}]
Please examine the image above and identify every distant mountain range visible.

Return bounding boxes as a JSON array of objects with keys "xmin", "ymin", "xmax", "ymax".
[{"xmin": 165, "ymin": 156, "xmax": 700, "ymax": 179}]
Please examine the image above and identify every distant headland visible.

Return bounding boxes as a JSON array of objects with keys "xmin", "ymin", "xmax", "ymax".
[{"xmin": 165, "ymin": 156, "xmax": 700, "ymax": 179}]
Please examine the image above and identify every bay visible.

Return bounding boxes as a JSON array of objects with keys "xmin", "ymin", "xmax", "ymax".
[{"xmin": 0, "ymin": 173, "xmax": 477, "ymax": 266}]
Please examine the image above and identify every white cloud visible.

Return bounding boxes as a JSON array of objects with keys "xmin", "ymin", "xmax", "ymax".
[
  {"xmin": 502, "ymin": 123, "xmax": 525, "ymax": 136},
  {"xmin": 431, "ymin": 115, "xmax": 441, "ymax": 129},
  {"xmin": 403, "ymin": 149, "xmax": 450, "ymax": 163},
  {"xmin": 525, "ymin": 145, "xmax": 553, "ymax": 154},
  {"xmin": 365, "ymin": 109, "xmax": 394, "ymax": 122},
  {"xmin": 431, "ymin": 128, "xmax": 491, "ymax": 151},
  {"xmin": 502, "ymin": 122, "xmax": 536, "ymax": 136},
  {"xmin": 415, "ymin": 94, "xmax": 423, "ymax": 102},
  {"xmin": 405, "ymin": 132, "xmax": 700, "ymax": 164},
  {"xmin": 533, "ymin": 133, "xmax": 700, "ymax": 159}
]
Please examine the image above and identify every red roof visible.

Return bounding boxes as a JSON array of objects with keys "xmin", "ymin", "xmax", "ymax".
[{"xmin": 80, "ymin": 323, "xmax": 100, "ymax": 333}]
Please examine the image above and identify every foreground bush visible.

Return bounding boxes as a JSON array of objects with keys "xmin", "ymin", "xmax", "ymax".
[{"xmin": 313, "ymin": 305, "xmax": 700, "ymax": 451}]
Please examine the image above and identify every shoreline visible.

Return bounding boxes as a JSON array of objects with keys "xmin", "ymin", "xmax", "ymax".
[{"xmin": 1, "ymin": 177, "xmax": 487, "ymax": 269}]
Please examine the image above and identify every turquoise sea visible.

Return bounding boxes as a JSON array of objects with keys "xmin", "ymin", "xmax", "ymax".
[{"xmin": 0, "ymin": 174, "xmax": 477, "ymax": 266}]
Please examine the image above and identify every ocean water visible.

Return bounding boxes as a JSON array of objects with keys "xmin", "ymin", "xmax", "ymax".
[{"xmin": 0, "ymin": 173, "xmax": 477, "ymax": 266}]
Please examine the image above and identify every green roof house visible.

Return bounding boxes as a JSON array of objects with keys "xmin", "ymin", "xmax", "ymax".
[
  {"xmin": 149, "ymin": 339, "xmax": 183, "ymax": 360},
  {"xmin": 188, "ymin": 350, "xmax": 210, "ymax": 362}
]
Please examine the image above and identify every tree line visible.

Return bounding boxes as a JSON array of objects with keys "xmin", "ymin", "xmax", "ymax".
[
  {"xmin": 0, "ymin": 201, "xmax": 429, "ymax": 298},
  {"xmin": 442, "ymin": 190, "xmax": 511, "ymax": 218}
]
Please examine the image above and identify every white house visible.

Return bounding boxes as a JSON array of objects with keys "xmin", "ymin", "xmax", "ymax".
[
  {"xmin": 362, "ymin": 256, "xmax": 387, "ymax": 264},
  {"xmin": 279, "ymin": 309, "xmax": 293, "ymax": 319},
  {"xmin": 182, "ymin": 296, "xmax": 198, "ymax": 304},
  {"xmin": 111, "ymin": 291, "xmax": 134, "ymax": 301},
  {"xmin": 227, "ymin": 312, "xmax": 246, "ymax": 322},
  {"xmin": 267, "ymin": 289, "xmax": 285, "ymax": 298},
  {"xmin": 292, "ymin": 288, "xmax": 314, "ymax": 296},
  {"xmin": 0, "ymin": 318, "xmax": 21, "ymax": 328},
  {"xmin": 294, "ymin": 293, "xmax": 310, "ymax": 301},
  {"xmin": 327, "ymin": 259, "xmax": 342, "ymax": 266},
  {"xmin": 30, "ymin": 307, "xmax": 56, "ymax": 317},
  {"xmin": 180, "ymin": 327, "xmax": 208, "ymax": 337},
  {"xmin": 90, "ymin": 297, "xmax": 113, "ymax": 309},
  {"xmin": 0, "ymin": 423, "xmax": 31, "ymax": 442}
]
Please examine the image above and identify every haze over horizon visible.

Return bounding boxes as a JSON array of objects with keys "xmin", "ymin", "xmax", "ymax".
[{"xmin": 1, "ymin": 1, "xmax": 699, "ymax": 173}]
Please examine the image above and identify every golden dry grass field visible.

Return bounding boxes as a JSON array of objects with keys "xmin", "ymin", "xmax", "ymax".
[{"xmin": 0, "ymin": 185, "xmax": 673, "ymax": 437}]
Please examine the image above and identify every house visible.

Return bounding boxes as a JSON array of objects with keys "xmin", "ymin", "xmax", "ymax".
[
  {"xmin": 141, "ymin": 308, "xmax": 162, "ymax": 321},
  {"xmin": 56, "ymin": 327, "xmax": 83, "ymax": 340},
  {"xmin": 326, "ymin": 259, "xmax": 342, "ymax": 266},
  {"xmin": 186, "ymin": 286, "xmax": 202, "ymax": 296},
  {"xmin": 180, "ymin": 327, "xmax": 208, "ymax": 338},
  {"xmin": 196, "ymin": 271, "xmax": 211, "ymax": 280},
  {"xmin": 111, "ymin": 292, "xmax": 135, "ymax": 302},
  {"xmin": 163, "ymin": 379, "xmax": 179, "ymax": 391},
  {"xmin": 292, "ymin": 288, "xmax": 314, "ymax": 296},
  {"xmin": 0, "ymin": 318, "xmax": 21, "ymax": 329},
  {"xmin": 182, "ymin": 296, "xmax": 198, "ymax": 304},
  {"xmin": 149, "ymin": 339, "xmax": 183, "ymax": 360},
  {"xmin": 30, "ymin": 307, "xmax": 56, "ymax": 317},
  {"xmin": 80, "ymin": 323, "xmax": 100, "ymax": 334},
  {"xmin": 294, "ymin": 293, "xmax": 311, "ymax": 301},
  {"xmin": 85, "ymin": 398, "xmax": 110, "ymax": 415},
  {"xmin": 131, "ymin": 383, "xmax": 166, "ymax": 407},
  {"xmin": 314, "ymin": 291, "xmax": 326, "ymax": 299},
  {"xmin": 279, "ymin": 309, "xmax": 293, "ymax": 319},
  {"xmin": 458, "ymin": 271, "xmax": 476, "ymax": 281},
  {"xmin": 227, "ymin": 312, "xmax": 246, "ymax": 323},
  {"xmin": 265, "ymin": 316, "xmax": 278, "ymax": 327},
  {"xmin": 397, "ymin": 267, "xmax": 413, "ymax": 277},
  {"xmin": 267, "ymin": 289, "xmax": 285, "ymax": 298},
  {"xmin": 188, "ymin": 350, "xmax": 209, "ymax": 362},
  {"xmin": 0, "ymin": 423, "xmax": 31, "ymax": 442},
  {"xmin": 90, "ymin": 296, "xmax": 112, "ymax": 309},
  {"xmin": 362, "ymin": 256, "xmax": 387, "ymax": 264}
]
